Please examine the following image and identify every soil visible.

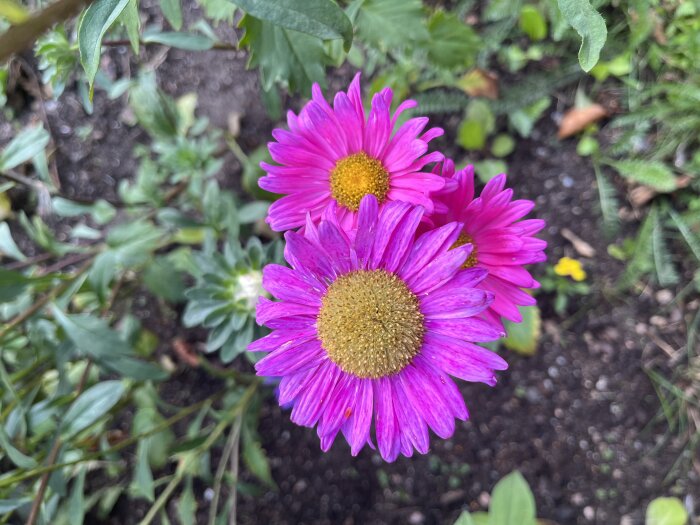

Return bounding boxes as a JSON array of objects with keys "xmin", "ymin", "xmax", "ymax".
[{"xmin": 3, "ymin": 4, "xmax": 700, "ymax": 524}]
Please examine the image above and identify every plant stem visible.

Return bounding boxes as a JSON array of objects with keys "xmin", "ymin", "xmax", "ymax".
[
  {"xmin": 137, "ymin": 380, "xmax": 260, "ymax": 525},
  {"xmin": 208, "ymin": 415, "xmax": 242, "ymax": 525},
  {"xmin": 102, "ymin": 39, "xmax": 238, "ymax": 51}
]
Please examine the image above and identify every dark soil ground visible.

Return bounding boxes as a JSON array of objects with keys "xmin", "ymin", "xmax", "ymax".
[{"xmin": 3, "ymin": 5, "xmax": 700, "ymax": 523}]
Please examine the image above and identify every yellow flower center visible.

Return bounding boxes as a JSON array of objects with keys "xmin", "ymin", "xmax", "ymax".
[
  {"xmin": 452, "ymin": 232, "xmax": 479, "ymax": 268},
  {"xmin": 329, "ymin": 152, "xmax": 390, "ymax": 211},
  {"xmin": 317, "ymin": 270, "xmax": 425, "ymax": 379}
]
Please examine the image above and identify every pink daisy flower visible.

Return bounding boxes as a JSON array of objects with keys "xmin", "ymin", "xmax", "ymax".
[
  {"xmin": 259, "ymin": 73, "xmax": 446, "ymax": 232},
  {"xmin": 249, "ymin": 195, "xmax": 507, "ymax": 462},
  {"xmin": 429, "ymin": 160, "xmax": 547, "ymax": 326}
]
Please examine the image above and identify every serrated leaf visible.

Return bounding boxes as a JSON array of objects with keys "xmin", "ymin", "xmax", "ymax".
[
  {"xmin": 652, "ymin": 212, "xmax": 679, "ymax": 287},
  {"xmin": 608, "ymin": 160, "xmax": 677, "ymax": 192},
  {"xmin": 78, "ymin": 0, "xmax": 131, "ymax": 92},
  {"xmin": 242, "ymin": 423, "xmax": 275, "ymax": 488},
  {"xmin": 239, "ymin": 15, "xmax": 328, "ymax": 94},
  {"xmin": 557, "ymin": 0, "xmax": 607, "ymax": 71},
  {"xmin": 593, "ymin": 164, "xmax": 619, "ymax": 235},
  {"xmin": 503, "ymin": 305, "xmax": 541, "ymax": 356},
  {"xmin": 424, "ymin": 10, "xmax": 480, "ymax": 69},
  {"xmin": 60, "ymin": 380, "xmax": 125, "ymax": 438},
  {"xmin": 234, "ymin": 0, "xmax": 353, "ymax": 51},
  {"xmin": 490, "ymin": 471, "xmax": 537, "ymax": 525},
  {"xmin": 160, "ymin": 0, "xmax": 182, "ymax": 29},
  {"xmin": 669, "ymin": 208, "xmax": 700, "ymax": 262},
  {"xmin": 0, "ymin": 125, "xmax": 50, "ymax": 171},
  {"xmin": 645, "ymin": 497, "xmax": 688, "ymax": 525},
  {"xmin": 353, "ymin": 0, "xmax": 428, "ymax": 49}
]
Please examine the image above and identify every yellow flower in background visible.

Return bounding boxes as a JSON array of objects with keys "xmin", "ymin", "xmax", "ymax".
[{"xmin": 554, "ymin": 257, "xmax": 587, "ymax": 281}]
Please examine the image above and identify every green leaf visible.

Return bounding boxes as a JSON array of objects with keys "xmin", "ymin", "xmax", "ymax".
[
  {"xmin": 0, "ymin": 222, "xmax": 25, "ymax": 260},
  {"xmin": 52, "ymin": 307, "xmax": 167, "ymax": 380},
  {"xmin": 52, "ymin": 197, "xmax": 116, "ymax": 224},
  {"xmin": 652, "ymin": 212, "xmax": 679, "ymax": 287},
  {"xmin": 471, "ymin": 513, "xmax": 489, "ymax": 525},
  {"xmin": 240, "ymin": 15, "xmax": 328, "ymax": 94},
  {"xmin": 160, "ymin": 0, "xmax": 183, "ymax": 30},
  {"xmin": 556, "ymin": 0, "xmax": 607, "ymax": 71},
  {"xmin": 60, "ymin": 380, "xmax": 125, "ymax": 438},
  {"xmin": 0, "ymin": 423, "xmax": 37, "ymax": 468},
  {"xmin": 237, "ymin": 201, "xmax": 269, "ymax": 223},
  {"xmin": 120, "ymin": 0, "xmax": 141, "ymax": 53},
  {"xmin": 593, "ymin": 163, "xmax": 619, "ymax": 235},
  {"xmin": 509, "ymin": 97, "xmax": 550, "ymax": 137},
  {"xmin": 177, "ymin": 478, "xmax": 197, "ymax": 525},
  {"xmin": 491, "ymin": 134, "xmax": 515, "ymax": 157},
  {"xmin": 519, "ymin": 5, "xmax": 547, "ymax": 41},
  {"xmin": 490, "ymin": 471, "xmax": 537, "ymax": 525},
  {"xmin": 503, "ymin": 305, "xmax": 541, "ymax": 356},
  {"xmin": 142, "ymin": 31, "xmax": 215, "ymax": 50},
  {"xmin": 67, "ymin": 466, "xmax": 87, "ymax": 525},
  {"xmin": 424, "ymin": 10, "xmax": 480, "ymax": 69},
  {"xmin": 78, "ymin": 0, "xmax": 131, "ymax": 92},
  {"xmin": 0, "ymin": 125, "xmax": 50, "ymax": 172},
  {"xmin": 242, "ymin": 422, "xmax": 276, "ymax": 488},
  {"xmin": 454, "ymin": 511, "xmax": 476, "ymax": 525},
  {"xmin": 645, "ymin": 497, "xmax": 688, "ymax": 525},
  {"xmin": 233, "ymin": 0, "xmax": 353, "ymax": 51},
  {"xmin": 474, "ymin": 159, "xmax": 508, "ymax": 184},
  {"xmin": 669, "ymin": 208, "xmax": 700, "ymax": 262},
  {"xmin": 458, "ymin": 119, "xmax": 486, "ymax": 150},
  {"xmin": 353, "ymin": 0, "xmax": 428, "ymax": 49},
  {"xmin": 0, "ymin": 498, "xmax": 32, "ymax": 514},
  {"xmin": 132, "ymin": 442, "xmax": 155, "ymax": 501},
  {"xmin": 143, "ymin": 256, "xmax": 186, "ymax": 302},
  {"xmin": 608, "ymin": 160, "xmax": 677, "ymax": 192}
]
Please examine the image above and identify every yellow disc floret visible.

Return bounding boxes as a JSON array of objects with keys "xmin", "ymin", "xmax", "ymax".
[
  {"xmin": 317, "ymin": 270, "xmax": 425, "ymax": 379},
  {"xmin": 330, "ymin": 152, "xmax": 390, "ymax": 211},
  {"xmin": 452, "ymin": 232, "xmax": 479, "ymax": 268}
]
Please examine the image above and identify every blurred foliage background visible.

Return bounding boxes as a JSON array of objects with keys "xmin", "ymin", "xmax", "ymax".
[{"xmin": 0, "ymin": 0, "xmax": 699, "ymax": 524}]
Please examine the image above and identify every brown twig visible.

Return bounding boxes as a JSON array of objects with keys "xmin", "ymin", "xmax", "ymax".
[{"xmin": 0, "ymin": 0, "xmax": 95, "ymax": 64}]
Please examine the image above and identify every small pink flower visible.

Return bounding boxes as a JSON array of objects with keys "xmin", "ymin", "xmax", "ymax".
[
  {"xmin": 428, "ymin": 160, "xmax": 547, "ymax": 326},
  {"xmin": 260, "ymin": 73, "xmax": 445, "ymax": 232}
]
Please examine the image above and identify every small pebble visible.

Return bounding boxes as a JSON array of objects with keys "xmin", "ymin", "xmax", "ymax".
[{"xmin": 583, "ymin": 506, "xmax": 595, "ymax": 520}]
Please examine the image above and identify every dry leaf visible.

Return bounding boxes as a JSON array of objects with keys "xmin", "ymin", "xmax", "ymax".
[
  {"xmin": 557, "ymin": 104, "xmax": 607, "ymax": 139},
  {"xmin": 457, "ymin": 69, "xmax": 499, "ymax": 100},
  {"xmin": 172, "ymin": 337, "xmax": 200, "ymax": 367},
  {"xmin": 629, "ymin": 185, "xmax": 656, "ymax": 207},
  {"xmin": 561, "ymin": 228, "xmax": 596, "ymax": 257}
]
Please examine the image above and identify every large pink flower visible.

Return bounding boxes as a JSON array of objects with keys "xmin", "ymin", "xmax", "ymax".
[
  {"xmin": 429, "ymin": 160, "xmax": 547, "ymax": 325},
  {"xmin": 249, "ymin": 196, "xmax": 507, "ymax": 461},
  {"xmin": 260, "ymin": 74, "xmax": 446, "ymax": 232}
]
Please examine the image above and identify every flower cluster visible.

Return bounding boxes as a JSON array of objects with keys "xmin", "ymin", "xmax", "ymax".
[{"xmin": 249, "ymin": 74, "xmax": 546, "ymax": 462}]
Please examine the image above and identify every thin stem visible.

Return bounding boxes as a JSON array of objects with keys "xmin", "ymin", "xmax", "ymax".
[
  {"xmin": 137, "ymin": 381, "xmax": 260, "ymax": 525},
  {"xmin": 228, "ymin": 420, "xmax": 241, "ymax": 525},
  {"xmin": 102, "ymin": 39, "xmax": 238, "ymax": 51},
  {"xmin": 208, "ymin": 415, "xmax": 242, "ymax": 525}
]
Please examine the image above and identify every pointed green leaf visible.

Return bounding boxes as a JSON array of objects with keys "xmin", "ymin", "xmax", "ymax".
[
  {"xmin": 0, "ymin": 125, "xmax": 50, "ymax": 171},
  {"xmin": 60, "ymin": 380, "xmax": 125, "ymax": 438},
  {"xmin": 160, "ymin": 0, "xmax": 183, "ymax": 30},
  {"xmin": 557, "ymin": 0, "xmax": 607, "ymax": 71},
  {"xmin": 503, "ymin": 305, "xmax": 541, "ymax": 356},
  {"xmin": 490, "ymin": 471, "xmax": 536, "ymax": 525},
  {"xmin": 608, "ymin": 160, "xmax": 677, "ymax": 192},
  {"xmin": 78, "ymin": 0, "xmax": 131, "ymax": 92}
]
